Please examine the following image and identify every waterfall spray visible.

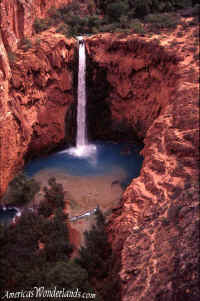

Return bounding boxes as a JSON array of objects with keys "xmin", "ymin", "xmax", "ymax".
[
  {"xmin": 65, "ymin": 36, "xmax": 96, "ymax": 158},
  {"xmin": 76, "ymin": 36, "xmax": 87, "ymax": 146}
]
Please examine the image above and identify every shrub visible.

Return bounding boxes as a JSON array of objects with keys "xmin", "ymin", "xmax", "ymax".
[
  {"xmin": 88, "ymin": 15, "xmax": 101, "ymax": 28},
  {"xmin": 0, "ymin": 207, "xmax": 74, "ymax": 289},
  {"xmin": 35, "ymin": 38, "xmax": 41, "ymax": 45},
  {"xmin": 76, "ymin": 208, "xmax": 112, "ymax": 279},
  {"xmin": 97, "ymin": 0, "xmax": 195, "ymax": 17},
  {"xmin": 39, "ymin": 208, "xmax": 73, "ymax": 262},
  {"xmin": 145, "ymin": 13, "xmax": 179, "ymax": 30},
  {"xmin": 174, "ymin": 0, "xmax": 193, "ymax": 9},
  {"xmin": 91, "ymin": 26, "xmax": 99, "ymax": 34},
  {"xmin": 59, "ymin": 1, "xmax": 80, "ymax": 15},
  {"xmin": 67, "ymin": 14, "xmax": 82, "ymax": 27},
  {"xmin": 106, "ymin": 1, "xmax": 129, "ymax": 22},
  {"xmin": 32, "ymin": 0, "xmax": 197, "ymax": 38},
  {"xmin": 4, "ymin": 172, "xmax": 40, "ymax": 205},
  {"xmin": 131, "ymin": 20, "xmax": 145, "ymax": 34},
  {"xmin": 119, "ymin": 15, "xmax": 129, "ymax": 29},
  {"xmin": 48, "ymin": 6, "xmax": 62, "ymax": 20},
  {"xmin": 100, "ymin": 22, "xmax": 119, "ymax": 33},
  {"xmin": 33, "ymin": 17, "xmax": 50, "ymax": 33},
  {"xmin": 44, "ymin": 261, "xmax": 92, "ymax": 289},
  {"xmin": 131, "ymin": 0, "xmax": 152, "ymax": 17},
  {"xmin": 43, "ymin": 177, "xmax": 65, "ymax": 209},
  {"xmin": 38, "ymin": 199, "xmax": 53, "ymax": 218},
  {"xmin": 7, "ymin": 51, "xmax": 17, "ymax": 65},
  {"xmin": 20, "ymin": 38, "xmax": 32, "ymax": 51},
  {"xmin": 191, "ymin": 4, "xmax": 200, "ymax": 16},
  {"xmin": 56, "ymin": 23, "xmax": 70, "ymax": 37},
  {"xmin": 31, "ymin": 0, "xmax": 196, "ymax": 37},
  {"xmin": 88, "ymin": 0, "xmax": 96, "ymax": 14}
]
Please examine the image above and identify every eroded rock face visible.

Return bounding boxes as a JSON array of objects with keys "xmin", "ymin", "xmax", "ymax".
[
  {"xmin": 86, "ymin": 25, "xmax": 199, "ymax": 300},
  {"xmin": 0, "ymin": 31, "xmax": 76, "ymax": 197},
  {"xmin": 0, "ymin": 0, "xmax": 71, "ymax": 51},
  {"xmin": 86, "ymin": 34, "xmax": 178, "ymax": 142},
  {"xmin": 0, "ymin": 0, "xmax": 76, "ymax": 197},
  {"xmin": 0, "ymin": 5, "xmax": 199, "ymax": 299}
]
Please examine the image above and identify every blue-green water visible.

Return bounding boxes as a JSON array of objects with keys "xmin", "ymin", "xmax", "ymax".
[
  {"xmin": 24, "ymin": 142, "xmax": 143, "ymax": 184},
  {"xmin": 0, "ymin": 142, "xmax": 143, "ymax": 224}
]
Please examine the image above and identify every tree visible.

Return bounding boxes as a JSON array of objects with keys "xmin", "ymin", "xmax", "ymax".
[
  {"xmin": 25, "ymin": 261, "xmax": 102, "ymax": 300},
  {"xmin": 38, "ymin": 198, "xmax": 53, "ymax": 218},
  {"xmin": 0, "ymin": 210, "xmax": 42, "ymax": 290},
  {"xmin": 4, "ymin": 172, "xmax": 40, "ymax": 205},
  {"xmin": 0, "ymin": 207, "xmax": 74, "ymax": 290},
  {"xmin": 106, "ymin": 1, "xmax": 129, "ymax": 21},
  {"xmin": 76, "ymin": 208, "xmax": 112, "ymax": 279},
  {"xmin": 45, "ymin": 261, "xmax": 91, "ymax": 288},
  {"xmin": 39, "ymin": 208, "xmax": 73, "ymax": 262},
  {"xmin": 43, "ymin": 177, "xmax": 65, "ymax": 209}
]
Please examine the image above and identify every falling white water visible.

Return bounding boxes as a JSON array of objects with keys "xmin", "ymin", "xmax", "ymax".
[
  {"xmin": 76, "ymin": 36, "xmax": 87, "ymax": 147},
  {"xmin": 63, "ymin": 36, "xmax": 96, "ymax": 159}
]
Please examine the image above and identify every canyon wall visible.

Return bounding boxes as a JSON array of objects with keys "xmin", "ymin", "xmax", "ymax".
[
  {"xmin": 0, "ymin": 1, "xmax": 199, "ymax": 298},
  {"xmin": 86, "ymin": 26, "xmax": 199, "ymax": 300},
  {"xmin": 0, "ymin": 0, "xmax": 71, "ymax": 51},
  {"xmin": 0, "ymin": 30, "xmax": 76, "ymax": 198},
  {"xmin": 0, "ymin": 0, "xmax": 76, "ymax": 198},
  {"xmin": 86, "ymin": 34, "xmax": 178, "ymax": 142}
]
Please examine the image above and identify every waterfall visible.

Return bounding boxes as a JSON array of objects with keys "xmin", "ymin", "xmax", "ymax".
[
  {"xmin": 76, "ymin": 36, "xmax": 87, "ymax": 146},
  {"xmin": 64, "ymin": 36, "xmax": 96, "ymax": 159}
]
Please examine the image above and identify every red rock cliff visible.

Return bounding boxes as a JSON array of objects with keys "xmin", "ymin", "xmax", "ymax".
[
  {"xmin": 86, "ymin": 34, "xmax": 179, "ymax": 141},
  {"xmin": 0, "ymin": 0, "xmax": 71, "ymax": 51},
  {"xmin": 0, "ymin": 3, "xmax": 199, "ymax": 298},
  {"xmin": 0, "ymin": 0, "xmax": 76, "ymax": 198},
  {"xmin": 86, "ymin": 23, "xmax": 199, "ymax": 300},
  {"xmin": 0, "ymin": 30, "xmax": 76, "ymax": 198}
]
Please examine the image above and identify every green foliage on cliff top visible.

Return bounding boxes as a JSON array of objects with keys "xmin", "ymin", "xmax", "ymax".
[
  {"xmin": 96, "ymin": 0, "xmax": 196, "ymax": 15},
  {"xmin": 32, "ymin": 0, "xmax": 198, "ymax": 37},
  {"xmin": 144, "ymin": 12, "xmax": 179, "ymax": 30}
]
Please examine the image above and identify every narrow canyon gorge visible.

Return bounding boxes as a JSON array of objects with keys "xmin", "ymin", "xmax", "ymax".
[{"xmin": 0, "ymin": 1, "xmax": 199, "ymax": 300}]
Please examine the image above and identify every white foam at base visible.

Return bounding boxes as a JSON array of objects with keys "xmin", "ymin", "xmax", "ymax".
[{"xmin": 63, "ymin": 144, "xmax": 97, "ymax": 158}]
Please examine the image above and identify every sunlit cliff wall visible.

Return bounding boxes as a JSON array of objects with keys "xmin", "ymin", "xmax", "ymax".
[{"xmin": 86, "ymin": 27, "xmax": 199, "ymax": 300}]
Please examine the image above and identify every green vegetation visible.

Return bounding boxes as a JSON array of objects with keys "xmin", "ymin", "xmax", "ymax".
[
  {"xmin": 2, "ymin": 175, "xmax": 198, "ymax": 298},
  {"xmin": 3, "ymin": 172, "xmax": 40, "ymax": 205},
  {"xmin": 130, "ymin": 19, "xmax": 145, "ymax": 34},
  {"xmin": 33, "ymin": 17, "xmax": 51, "ymax": 33},
  {"xmin": 32, "ymin": 0, "xmax": 198, "ymax": 37},
  {"xmin": 106, "ymin": 1, "xmax": 129, "ymax": 22},
  {"xmin": 19, "ymin": 38, "xmax": 33, "ymax": 51},
  {"xmin": 0, "ymin": 208, "xmax": 81, "ymax": 292},
  {"xmin": 37, "ymin": 177, "xmax": 66, "ymax": 217},
  {"xmin": 41, "ymin": 261, "xmax": 92, "ymax": 289},
  {"xmin": 76, "ymin": 208, "xmax": 112, "ymax": 279},
  {"xmin": 0, "ymin": 178, "xmax": 108, "ymax": 299},
  {"xmin": 75, "ymin": 208, "xmax": 116, "ymax": 300},
  {"xmin": 7, "ymin": 51, "xmax": 17, "ymax": 65},
  {"xmin": 144, "ymin": 13, "xmax": 179, "ymax": 30},
  {"xmin": 97, "ymin": 0, "xmax": 196, "ymax": 15},
  {"xmin": 43, "ymin": 177, "xmax": 65, "ymax": 209}
]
